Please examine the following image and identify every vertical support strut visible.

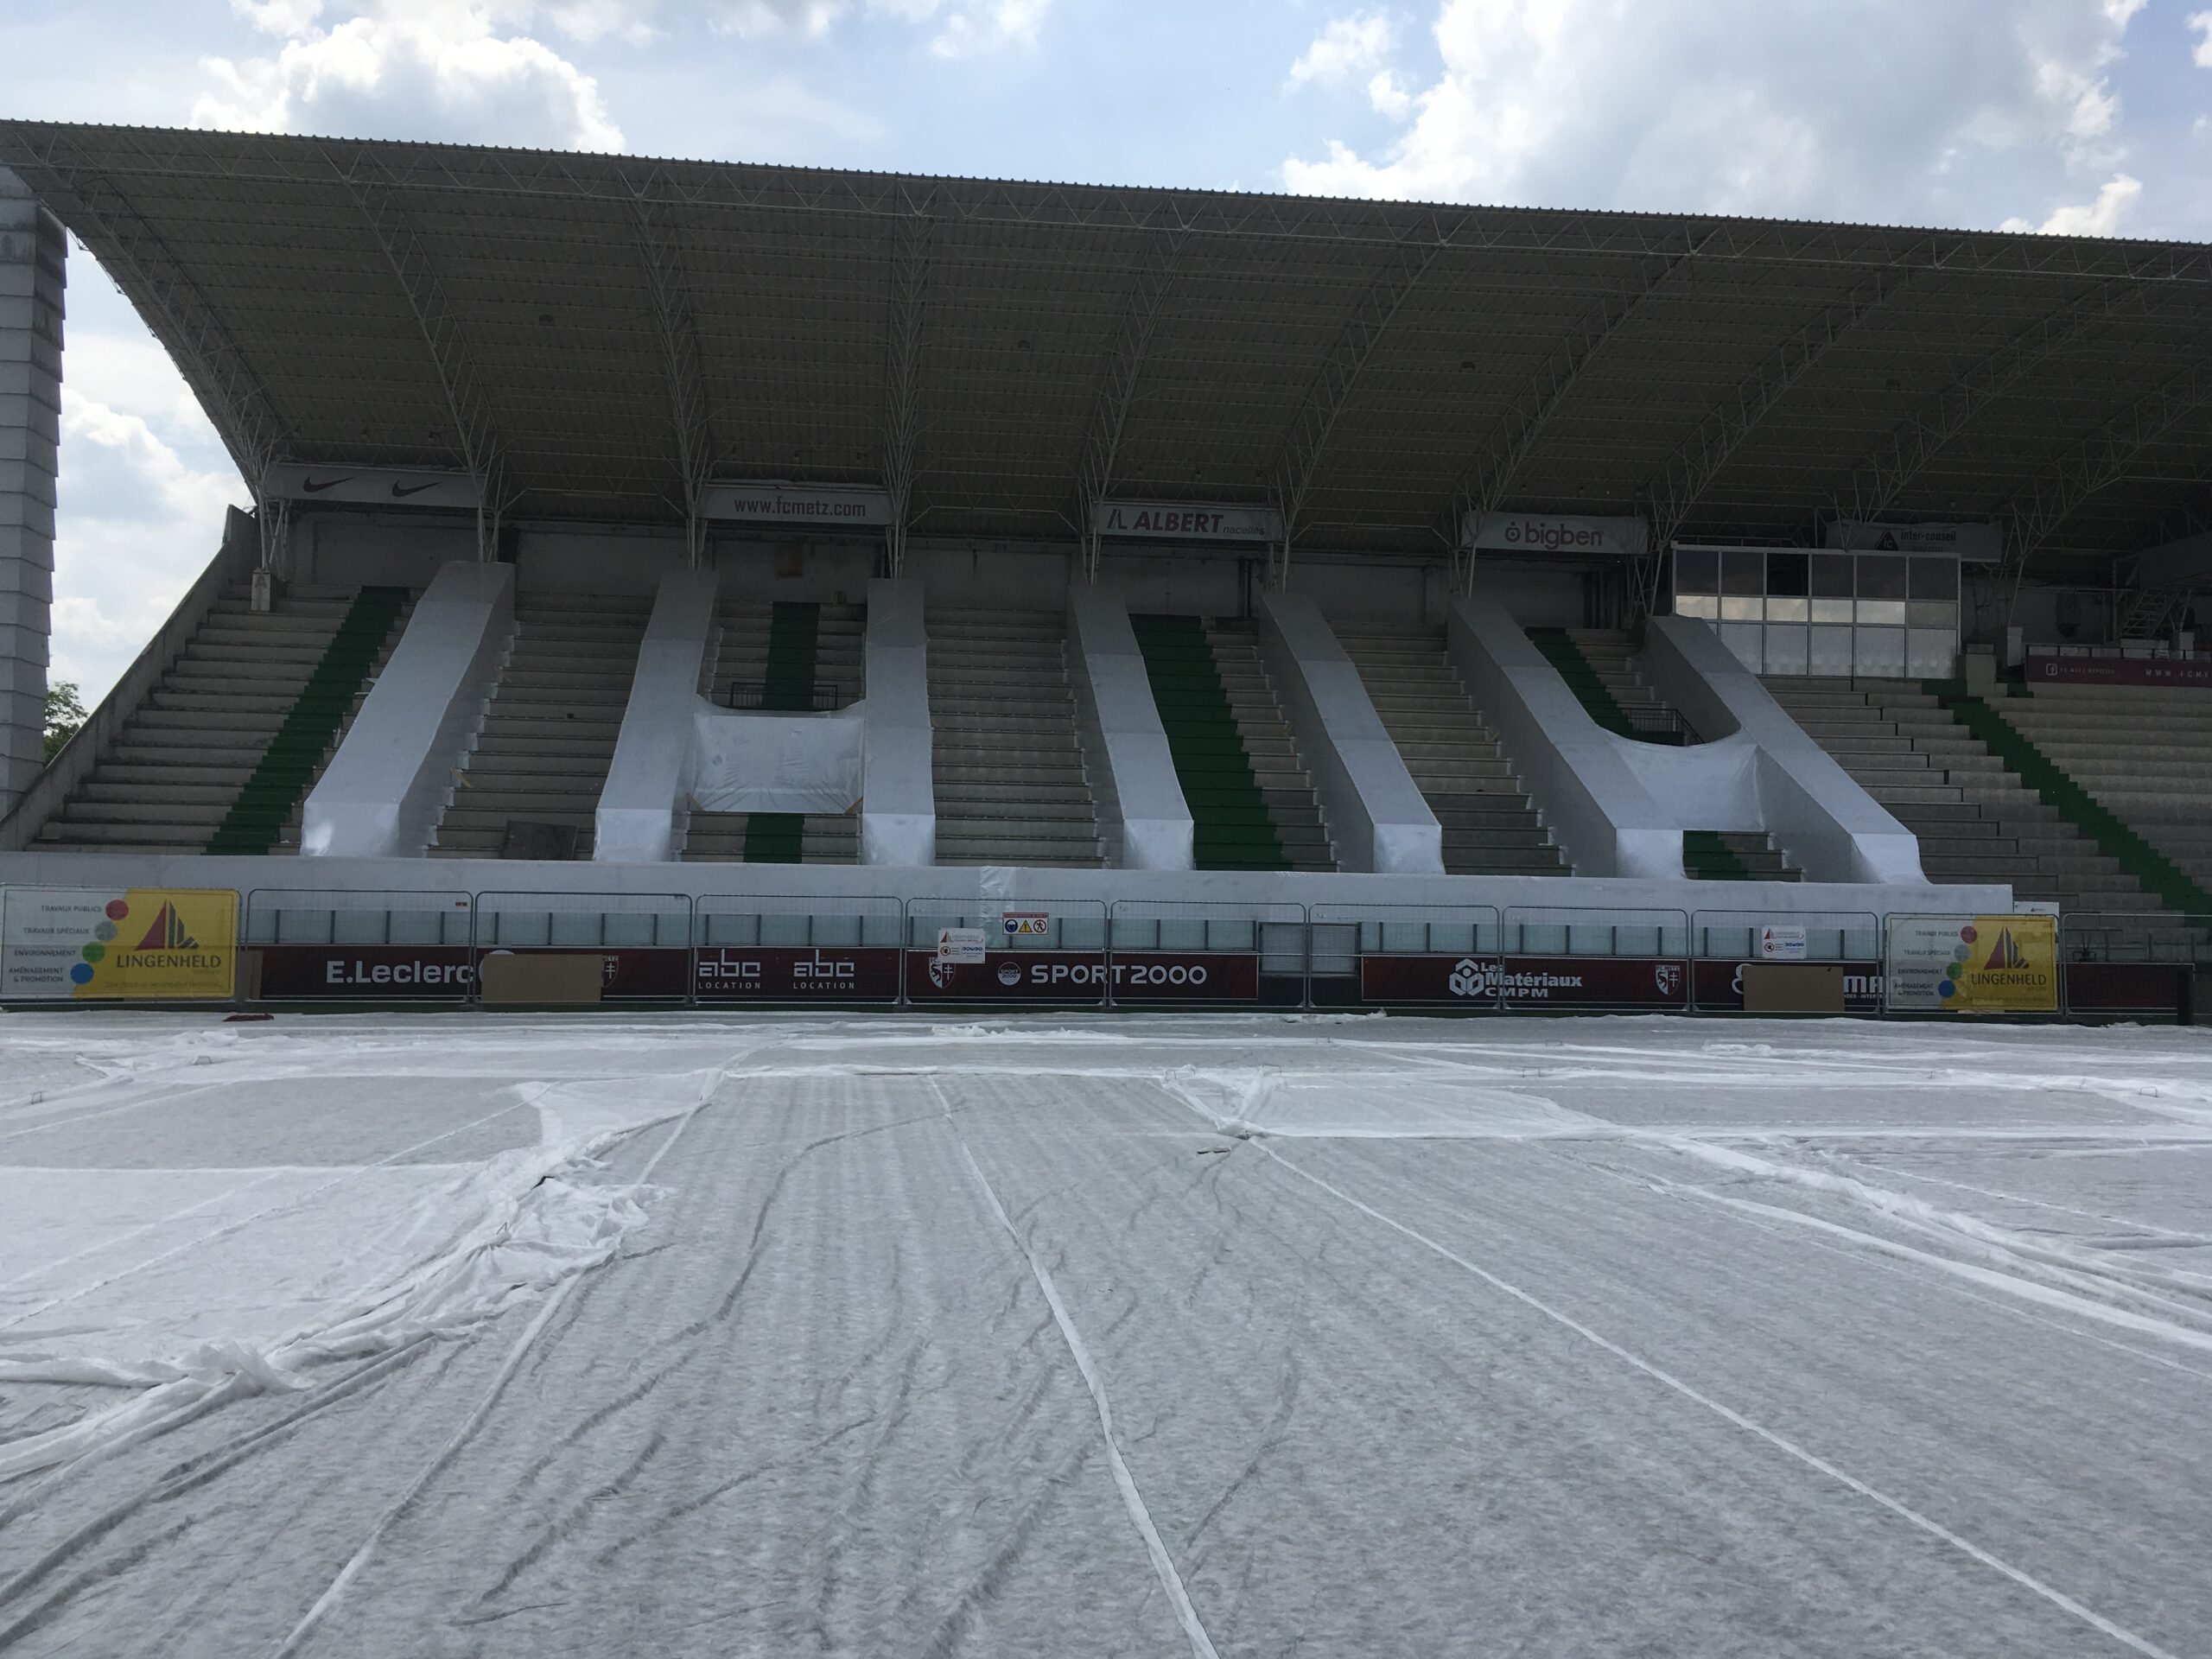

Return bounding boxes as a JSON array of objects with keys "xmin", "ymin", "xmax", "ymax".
[
  {"xmin": 1074, "ymin": 214, "xmax": 1189, "ymax": 583},
  {"xmin": 324, "ymin": 147, "xmax": 508, "ymax": 561},
  {"xmin": 883, "ymin": 193, "xmax": 931, "ymax": 579},
  {"xmin": 630, "ymin": 179, "xmax": 717, "ymax": 568}
]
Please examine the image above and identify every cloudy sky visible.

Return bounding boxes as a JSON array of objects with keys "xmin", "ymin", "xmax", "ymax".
[{"xmin": 4, "ymin": 0, "xmax": 2210, "ymax": 703}]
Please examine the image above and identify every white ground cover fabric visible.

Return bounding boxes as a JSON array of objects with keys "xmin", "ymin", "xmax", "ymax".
[{"xmin": 1, "ymin": 1010, "xmax": 2209, "ymax": 1655}]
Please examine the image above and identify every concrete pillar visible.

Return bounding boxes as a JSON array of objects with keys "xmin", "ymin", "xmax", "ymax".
[{"xmin": 0, "ymin": 168, "xmax": 62, "ymax": 819}]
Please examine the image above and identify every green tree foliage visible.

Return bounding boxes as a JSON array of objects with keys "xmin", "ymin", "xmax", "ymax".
[{"xmin": 44, "ymin": 680, "xmax": 86, "ymax": 765}]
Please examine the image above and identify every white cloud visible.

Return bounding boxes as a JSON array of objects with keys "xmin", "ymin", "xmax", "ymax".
[
  {"xmin": 2000, "ymin": 171, "xmax": 2142, "ymax": 235},
  {"xmin": 1287, "ymin": 11, "xmax": 1395, "ymax": 90},
  {"xmin": 926, "ymin": 0, "xmax": 1051, "ymax": 59},
  {"xmin": 2191, "ymin": 10, "xmax": 2212, "ymax": 67},
  {"xmin": 51, "ymin": 386, "xmax": 250, "ymax": 707},
  {"xmin": 195, "ymin": 1, "xmax": 626, "ymax": 151},
  {"xmin": 1281, "ymin": 0, "xmax": 2152, "ymax": 226}
]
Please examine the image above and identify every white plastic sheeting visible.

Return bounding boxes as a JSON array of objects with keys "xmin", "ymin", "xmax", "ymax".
[
  {"xmin": 1257, "ymin": 593, "xmax": 1440, "ymax": 874},
  {"xmin": 302, "ymin": 562, "xmax": 515, "ymax": 858},
  {"xmin": 594, "ymin": 569, "xmax": 718, "ymax": 864},
  {"xmin": 3, "ymin": 1012, "xmax": 2210, "ymax": 1656},
  {"xmin": 1066, "ymin": 589, "xmax": 1193, "ymax": 870},
  {"xmin": 688, "ymin": 698, "xmax": 864, "ymax": 814},
  {"xmin": 861, "ymin": 577, "xmax": 934, "ymax": 865}
]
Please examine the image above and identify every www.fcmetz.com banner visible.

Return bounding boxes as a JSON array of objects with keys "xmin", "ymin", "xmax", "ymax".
[
  {"xmin": 0, "ymin": 887, "xmax": 238, "ymax": 1001},
  {"xmin": 1884, "ymin": 913, "xmax": 2059, "ymax": 1014}
]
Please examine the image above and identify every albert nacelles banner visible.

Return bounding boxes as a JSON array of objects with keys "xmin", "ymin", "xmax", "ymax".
[
  {"xmin": 2, "ymin": 887, "xmax": 238, "ymax": 1001},
  {"xmin": 1462, "ymin": 512, "xmax": 1648, "ymax": 560},
  {"xmin": 1885, "ymin": 914, "xmax": 2058, "ymax": 1014},
  {"xmin": 263, "ymin": 465, "xmax": 480, "ymax": 512},
  {"xmin": 1093, "ymin": 500, "xmax": 1283, "ymax": 543},
  {"xmin": 700, "ymin": 482, "xmax": 894, "ymax": 527},
  {"xmin": 1823, "ymin": 519, "xmax": 2001, "ymax": 562}
]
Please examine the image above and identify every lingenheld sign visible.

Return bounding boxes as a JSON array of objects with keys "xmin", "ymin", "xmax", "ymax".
[
  {"xmin": 701, "ymin": 482, "xmax": 894, "ymax": 526},
  {"xmin": 1463, "ymin": 512, "xmax": 1649, "ymax": 560},
  {"xmin": 1093, "ymin": 500, "xmax": 1283, "ymax": 543},
  {"xmin": 1823, "ymin": 519, "xmax": 2000, "ymax": 562},
  {"xmin": 264, "ymin": 465, "xmax": 481, "ymax": 512}
]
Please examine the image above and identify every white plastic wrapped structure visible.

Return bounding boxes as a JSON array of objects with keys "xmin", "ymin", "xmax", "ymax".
[
  {"xmin": 593, "ymin": 569, "xmax": 718, "ymax": 863},
  {"xmin": 1255, "ymin": 593, "xmax": 1441, "ymax": 874},
  {"xmin": 689, "ymin": 700, "xmax": 864, "ymax": 815},
  {"xmin": 302, "ymin": 561, "xmax": 515, "ymax": 858},
  {"xmin": 861, "ymin": 577, "xmax": 934, "ymax": 866},
  {"xmin": 1066, "ymin": 589, "xmax": 1192, "ymax": 870}
]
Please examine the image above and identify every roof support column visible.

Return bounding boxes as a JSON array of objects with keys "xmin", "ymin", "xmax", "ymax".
[
  {"xmin": 1074, "ymin": 218, "xmax": 1188, "ymax": 583},
  {"xmin": 1267, "ymin": 235, "xmax": 1448, "ymax": 590},
  {"xmin": 631, "ymin": 184, "xmax": 715, "ymax": 568},
  {"xmin": 883, "ymin": 197, "xmax": 929, "ymax": 579},
  {"xmin": 0, "ymin": 168, "xmax": 61, "ymax": 815},
  {"xmin": 327, "ymin": 151, "xmax": 508, "ymax": 562}
]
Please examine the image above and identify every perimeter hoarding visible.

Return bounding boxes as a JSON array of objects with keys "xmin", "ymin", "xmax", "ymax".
[
  {"xmin": 1885, "ymin": 915, "xmax": 2059, "ymax": 1014},
  {"xmin": 2, "ymin": 887, "xmax": 238, "ymax": 1001}
]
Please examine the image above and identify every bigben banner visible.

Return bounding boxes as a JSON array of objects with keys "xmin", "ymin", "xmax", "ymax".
[{"xmin": 1, "ymin": 887, "xmax": 238, "ymax": 1001}]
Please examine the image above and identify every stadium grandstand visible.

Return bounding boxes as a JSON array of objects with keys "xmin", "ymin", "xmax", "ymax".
[{"xmin": 1, "ymin": 121, "xmax": 2208, "ymax": 1012}]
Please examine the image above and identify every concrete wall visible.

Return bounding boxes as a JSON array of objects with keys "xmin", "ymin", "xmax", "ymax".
[
  {"xmin": 301, "ymin": 562, "xmax": 515, "ymax": 857},
  {"xmin": 1065, "ymin": 588, "xmax": 1192, "ymax": 870},
  {"xmin": 594, "ymin": 569, "xmax": 719, "ymax": 863},
  {"xmin": 861, "ymin": 577, "xmax": 934, "ymax": 866},
  {"xmin": 0, "ymin": 169, "xmax": 62, "ymax": 818},
  {"xmin": 1256, "ymin": 592, "xmax": 1441, "ymax": 874}
]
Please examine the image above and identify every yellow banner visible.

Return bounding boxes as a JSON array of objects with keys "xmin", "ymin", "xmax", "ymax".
[
  {"xmin": 1939, "ymin": 914, "xmax": 2058, "ymax": 1014},
  {"xmin": 1, "ymin": 887, "xmax": 238, "ymax": 1001}
]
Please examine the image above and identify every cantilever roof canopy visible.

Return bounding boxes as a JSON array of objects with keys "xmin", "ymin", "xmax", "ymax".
[{"xmin": 5, "ymin": 120, "xmax": 2211, "ymax": 579}]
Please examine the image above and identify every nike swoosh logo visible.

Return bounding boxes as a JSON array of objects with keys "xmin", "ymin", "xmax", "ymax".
[
  {"xmin": 302, "ymin": 476, "xmax": 353, "ymax": 493},
  {"xmin": 390, "ymin": 481, "xmax": 440, "ymax": 499}
]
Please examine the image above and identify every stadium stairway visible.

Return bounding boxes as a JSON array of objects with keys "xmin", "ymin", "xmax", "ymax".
[
  {"xmin": 1761, "ymin": 677, "xmax": 2190, "ymax": 938},
  {"xmin": 34, "ymin": 582, "xmax": 411, "ymax": 855},
  {"xmin": 927, "ymin": 607, "xmax": 1103, "ymax": 867},
  {"xmin": 1996, "ymin": 681, "xmax": 2212, "ymax": 895},
  {"xmin": 1527, "ymin": 626, "xmax": 1691, "ymax": 744},
  {"xmin": 1129, "ymin": 613, "xmax": 1290, "ymax": 871},
  {"xmin": 430, "ymin": 591, "xmax": 653, "ymax": 860},
  {"xmin": 1205, "ymin": 620, "xmax": 1336, "ymax": 872},
  {"xmin": 683, "ymin": 598, "xmax": 865, "ymax": 865},
  {"xmin": 1331, "ymin": 624, "xmax": 1566, "ymax": 877}
]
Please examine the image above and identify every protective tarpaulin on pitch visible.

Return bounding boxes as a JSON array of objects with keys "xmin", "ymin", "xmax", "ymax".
[{"xmin": 688, "ymin": 697, "xmax": 864, "ymax": 814}]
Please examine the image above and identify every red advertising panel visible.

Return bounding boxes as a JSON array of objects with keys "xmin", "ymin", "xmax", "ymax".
[
  {"xmin": 695, "ymin": 946, "xmax": 902, "ymax": 1003},
  {"xmin": 256, "ymin": 944, "xmax": 474, "ymax": 1000},
  {"xmin": 1691, "ymin": 959, "xmax": 1885, "ymax": 1014},
  {"xmin": 2027, "ymin": 655, "xmax": 2212, "ymax": 690},
  {"xmin": 904, "ymin": 950, "xmax": 1259, "ymax": 1002},
  {"xmin": 2065, "ymin": 962, "xmax": 2193, "ymax": 1017},
  {"xmin": 1357, "ymin": 953, "xmax": 1691, "ymax": 1008}
]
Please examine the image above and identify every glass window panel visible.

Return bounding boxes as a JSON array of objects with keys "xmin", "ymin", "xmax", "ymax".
[
  {"xmin": 1907, "ymin": 599, "xmax": 1956, "ymax": 628},
  {"xmin": 1720, "ymin": 595, "xmax": 1764, "ymax": 621},
  {"xmin": 1810, "ymin": 597, "xmax": 1853, "ymax": 624},
  {"xmin": 1764, "ymin": 625, "xmax": 1808, "ymax": 674},
  {"xmin": 1722, "ymin": 550, "xmax": 1764, "ymax": 595},
  {"xmin": 1767, "ymin": 550, "xmax": 1810, "ymax": 596},
  {"xmin": 1857, "ymin": 555, "xmax": 1907, "ymax": 600},
  {"xmin": 1675, "ymin": 547, "xmax": 1719, "ymax": 595},
  {"xmin": 1720, "ymin": 622, "xmax": 1764, "ymax": 671},
  {"xmin": 1858, "ymin": 599, "xmax": 1906, "ymax": 626},
  {"xmin": 1854, "ymin": 627, "xmax": 1906, "ymax": 677},
  {"xmin": 1765, "ymin": 594, "xmax": 1808, "ymax": 622},
  {"xmin": 1908, "ymin": 556, "xmax": 1958, "ymax": 601},
  {"xmin": 1808, "ymin": 625, "xmax": 1854, "ymax": 676},
  {"xmin": 1675, "ymin": 593, "xmax": 1719, "ymax": 620},
  {"xmin": 1907, "ymin": 627, "xmax": 1955, "ymax": 678},
  {"xmin": 1811, "ymin": 554, "xmax": 1854, "ymax": 598}
]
